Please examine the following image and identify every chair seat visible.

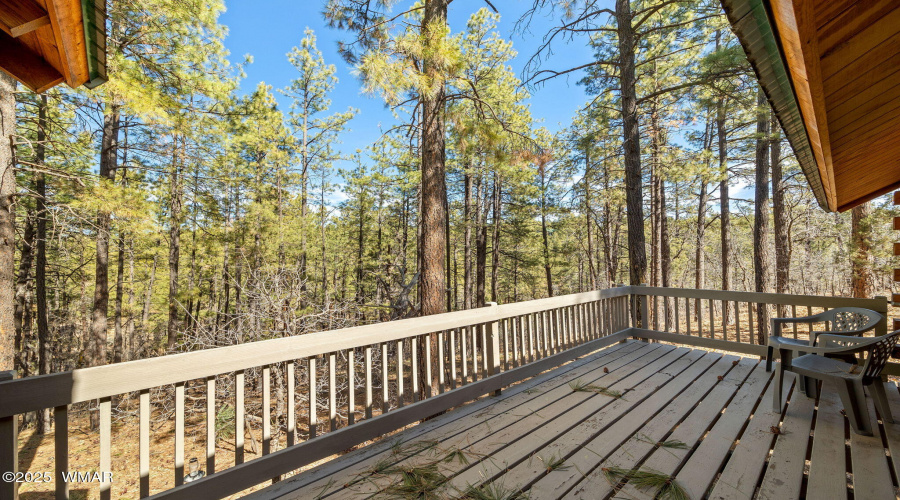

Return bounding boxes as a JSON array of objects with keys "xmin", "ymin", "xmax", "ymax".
[
  {"xmin": 790, "ymin": 354, "xmax": 858, "ymax": 380},
  {"xmin": 768, "ymin": 335, "xmax": 811, "ymax": 348}
]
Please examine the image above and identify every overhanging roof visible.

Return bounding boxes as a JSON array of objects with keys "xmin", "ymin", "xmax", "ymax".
[
  {"xmin": 721, "ymin": 0, "xmax": 900, "ymax": 212},
  {"xmin": 0, "ymin": 0, "xmax": 107, "ymax": 93}
]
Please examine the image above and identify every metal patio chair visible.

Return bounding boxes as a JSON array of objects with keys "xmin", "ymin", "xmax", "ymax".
[
  {"xmin": 771, "ymin": 329, "xmax": 900, "ymax": 435},
  {"xmin": 765, "ymin": 307, "xmax": 882, "ymax": 373}
]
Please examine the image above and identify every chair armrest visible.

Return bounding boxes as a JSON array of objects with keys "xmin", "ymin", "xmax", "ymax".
[
  {"xmin": 773, "ymin": 313, "xmax": 826, "ymax": 325},
  {"xmin": 768, "ymin": 336, "xmax": 814, "ymax": 351},
  {"xmin": 811, "ymin": 334, "xmax": 883, "ymax": 355}
]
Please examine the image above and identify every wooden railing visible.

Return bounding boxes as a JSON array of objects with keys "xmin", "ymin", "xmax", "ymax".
[
  {"xmin": 630, "ymin": 285, "xmax": 890, "ymax": 358},
  {"xmin": 0, "ymin": 287, "xmax": 633, "ymax": 500}
]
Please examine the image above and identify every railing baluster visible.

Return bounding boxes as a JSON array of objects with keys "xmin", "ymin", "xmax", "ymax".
[
  {"xmin": 735, "ymin": 302, "xmax": 742, "ymax": 342},
  {"xmin": 397, "ymin": 340, "xmax": 404, "ymax": 407},
  {"xmin": 438, "ymin": 331, "xmax": 445, "ymax": 393},
  {"xmin": 528, "ymin": 313, "xmax": 536, "ymax": 361},
  {"xmin": 348, "ymin": 349, "xmax": 355, "ymax": 425},
  {"xmin": 381, "ymin": 343, "xmax": 389, "ymax": 413},
  {"xmin": 411, "ymin": 336, "xmax": 419, "ymax": 402},
  {"xmin": 329, "ymin": 353, "xmax": 337, "ymax": 431},
  {"xmin": 262, "ymin": 366, "xmax": 271, "ymax": 454},
  {"xmin": 424, "ymin": 333, "xmax": 433, "ymax": 397},
  {"xmin": 449, "ymin": 329, "xmax": 458, "ymax": 389},
  {"xmin": 504, "ymin": 319, "xmax": 511, "ymax": 368},
  {"xmin": 720, "ymin": 299, "xmax": 727, "ymax": 341},
  {"xmin": 686, "ymin": 298, "xmax": 692, "ymax": 335},
  {"xmin": 480, "ymin": 322, "xmax": 489, "ymax": 376},
  {"xmin": 139, "ymin": 390, "xmax": 149, "ymax": 497},
  {"xmin": 461, "ymin": 326, "xmax": 468, "ymax": 384},
  {"xmin": 307, "ymin": 360, "xmax": 316, "ymax": 439},
  {"xmin": 100, "ymin": 396, "xmax": 111, "ymax": 500},
  {"xmin": 748, "ymin": 302, "xmax": 755, "ymax": 343},
  {"xmin": 512, "ymin": 317, "xmax": 520, "ymax": 368},
  {"xmin": 708, "ymin": 298, "xmax": 714, "ymax": 339},
  {"xmin": 175, "ymin": 381, "xmax": 185, "ymax": 485},
  {"xmin": 208, "ymin": 376, "xmax": 217, "ymax": 473},
  {"xmin": 472, "ymin": 325, "xmax": 484, "ymax": 382},
  {"xmin": 792, "ymin": 305, "xmax": 798, "ymax": 338},
  {"xmin": 365, "ymin": 346, "xmax": 373, "ymax": 419},
  {"xmin": 286, "ymin": 363, "xmax": 295, "ymax": 447}
]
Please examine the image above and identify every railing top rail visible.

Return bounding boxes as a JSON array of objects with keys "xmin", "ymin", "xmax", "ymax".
[
  {"xmin": 630, "ymin": 286, "xmax": 889, "ymax": 312},
  {"xmin": 0, "ymin": 287, "xmax": 630, "ymax": 418}
]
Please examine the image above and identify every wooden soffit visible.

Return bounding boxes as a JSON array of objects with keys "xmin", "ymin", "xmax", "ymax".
[
  {"xmin": 0, "ymin": 0, "xmax": 106, "ymax": 93},
  {"xmin": 723, "ymin": 0, "xmax": 900, "ymax": 212}
]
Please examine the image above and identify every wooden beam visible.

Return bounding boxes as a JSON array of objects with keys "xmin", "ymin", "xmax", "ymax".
[
  {"xmin": 0, "ymin": 30, "xmax": 63, "ymax": 92},
  {"xmin": 770, "ymin": 0, "xmax": 838, "ymax": 211},
  {"xmin": 43, "ymin": 0, "xmax": 88, "ymax": 87},
  {"xmin": 0, "ymin": 0, "xmax": 50, "ymax": 37}
]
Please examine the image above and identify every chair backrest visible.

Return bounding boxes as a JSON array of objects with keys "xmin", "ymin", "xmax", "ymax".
[
  {"xmin": 825, "ymin": 307, "xmax": 881, "ymax": 335},
  {"xmin": 862, "ymin": 330, "xmax": 900, "ymax": 382}
]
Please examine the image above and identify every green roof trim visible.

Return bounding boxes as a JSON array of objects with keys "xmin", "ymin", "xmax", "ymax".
[
  {"xmin": 81, "ymin": 0, "xmax": 107, "ymax": 89},
  {"xmin": 720, "ymin": 0, "xmax": 830, "ymax": 211}
]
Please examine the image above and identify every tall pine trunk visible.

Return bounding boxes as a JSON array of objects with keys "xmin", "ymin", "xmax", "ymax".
[
  {"xmin": 35, "ymin": 94, "xmax": 51, "ymax": 431},
  {"xmin": 772, "ymin": 118, "xmax": 789, "ymax": 302},
  {"xmin": 539, "ymin": 164, "xmax": 553, "ymax": 297},
  {"xmin": 717, "ymin": 95, "xmax": 733, "ymax": 324},
  {"xmin": 616, "ymin": 0, "xmax": 647, "ymax": 315},
  {"xmin": 463, "ymin": 170, "xmax": 473, "ymax": 307},
  {"xmin": 850, "ymin": 202, "xmax": 873, "ymax": 298},
  {"xmin": 90, "ymin": 104, "xmax": 120, "ymax": 372},
  {"xmin": 167, "ymin": 137, "xmax": 183, "ymax": 351},
  {"xmin": 419, "ymin": 0, "xmax": 448, "ymax": 317},
  {"xmin": 490, "ymin": 172, "xmax": 501, "ymax": 302},
  {"xmin": 419, "ymin": 0, "xmax": 449, "ymax": 398},
  {"xmin": 113, "ymin": 234, "xmax": 126, "ymax": 363},
  {"xmin": 0, "ymin": 72, "xmax": 15, "ymax": 372},
  {"xmin": 753, "ymin": 90, "xmax": 772, "ymax": 341}
]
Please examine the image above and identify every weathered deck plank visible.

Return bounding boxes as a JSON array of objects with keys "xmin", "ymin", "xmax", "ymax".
[
  {"xmin": 880, "ymin": 381, "xmax": 900, "ymax": 485},
  {"xmin": 849, "ymin": 392, "xmax": 894, "ymax": 499},
  {"xmin": 250, "ymin": 343, "xmax": 900, "ymax": 500},
  {"xmin": 806, "ymin": 381, "xmax": 849, "ymax": 500},
  {"xmin": 675, "ymin": 365, "xmax": 784, "ymax": 500},
  {"xmin": 266, "ymin": 341, "xmax": 659, "ymax": 500},
  {"xmin": 335, "ymin": 344, "xmax": 681, "ymax": 499},
  {"xmin": 756, "ymin": 381, "xmax": 816, "ymax": 500},
  {"xmin": 436, "ymin": 347, "xmax": 696, "ymax": 498},
  {"xmin": 552, "ymin": 353, "xmax": 740, "ymax": 499},
  {"xmin": 706, "ymin": 372, "xmax": 797, "ymax": 500},
  {"xmin": 612, "ymin": 358, "xmax": 763, "ymax": 500}
]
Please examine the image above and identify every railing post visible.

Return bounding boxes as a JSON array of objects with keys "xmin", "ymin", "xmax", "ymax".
[
  {"xmin": 486, "ymin": 302, "xmax": 501, "ymax": 396},
  {"xmin": 0, "ymin": 370, "xmax": 18, "ymax": 500},
  {"xmin": 638, "ymin": 283, "xmax": 649, "ymax": 330},
  {"xmin": 874, "ymin": 295, "xmax": 888, "ymax": 336}
]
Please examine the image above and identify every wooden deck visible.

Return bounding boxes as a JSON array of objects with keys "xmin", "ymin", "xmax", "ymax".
[{"xmin": 250, "ymin": 340, "xmax": 900, "ymax": 499}]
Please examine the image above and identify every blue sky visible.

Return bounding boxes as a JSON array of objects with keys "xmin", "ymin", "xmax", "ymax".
[{"xmin": 219, "ymin": 1, "xmax": 598, "ymax": 168}]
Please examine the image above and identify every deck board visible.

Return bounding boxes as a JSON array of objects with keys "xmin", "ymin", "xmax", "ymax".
[
  {"xmin": 506, "ymin": 350, "xmax": 722, "ymax": 498},
  {"xmin": 849, "ymin": 392, "xmax": 894, "ymax": 499},
  {"xmin": 555, "ymin": 353, "xmax": 740, "ymax": 499},
  {"xmin": 756, "ymin": 380, "xmax": 816, "ymax": 500},
  {"xmin": 612, "ymin": 358, "xmax": 762, "ymax": 500},
  {"xmin": 254, "ymin": 341, "xmax": 644, "ymax": 499},
  {"xmin": 250, "ymin": 341, "xmax": 900, "ymax": 500},
  {"xmin": 807, "ymin": 381, "xmax": 849, "ymax": 500}
]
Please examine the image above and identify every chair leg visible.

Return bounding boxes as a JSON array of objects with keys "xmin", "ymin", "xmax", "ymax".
[
  {"xmin": 870, "ymin": 382, "xmax": 894, "ymax": 424},
  {"xmin": 773, "ymin": 364, "xmax": 784, "ymax": 412},
  {"xmin": 837, "ymin": 379, "xmax": 872, "ymax": 436},
  {"xmin": 804, "ymin": 376, "xmax": 818, "ymax": 399},
  {"xmin": 766, "ymin": 346, "xmax": 773, "ymax": 372}
]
